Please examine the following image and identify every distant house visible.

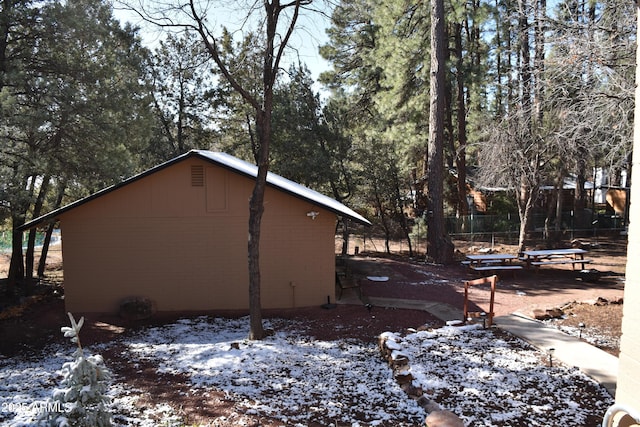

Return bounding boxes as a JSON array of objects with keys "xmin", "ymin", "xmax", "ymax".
[{"xmin": 21, "ymin": 151, "xmax": 370, "ymax": 314}]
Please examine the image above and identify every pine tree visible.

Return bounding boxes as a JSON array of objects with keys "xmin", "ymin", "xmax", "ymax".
[{"xmin": 40, "ymin": 313, "xmax": 112, "ymax": 427}]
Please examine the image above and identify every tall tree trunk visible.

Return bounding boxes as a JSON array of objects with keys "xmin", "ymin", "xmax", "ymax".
[
  {"xmin": 516, "ymin": 148, "xmax": 541, "ymax": 252},
  {"xmin": 339, "ymin": 220, "xmax": 350, "ymax": 256},
  {"xmin": 444, "ymin": 24, "xmax": 455, "ymax": 172},
  {"xmin": 518, "ymin": 0, "xmax": 532, "ymax": 118},
  {"xmin": 494, "ymin": 0, "xmax": 506, "ymax": 115},
  {"xmin": 544, "ymin": 173, "xmax": 562, "ymax": 244},
  {"xmin": 37, "ymin": 179, "xmax": 67, "ymax": 277},
  {"xmin": 533, "ymin": 0, "xmax": 545, "ymax": 123},
  {"xmin": 555, "ymin": 185, "xmax": 563, "ymax": 233},
  {"xmin": 426, "ymin": 0, "xmax": 454, "ymax": 264},
  {"xmin": 247, "ymin": 111, "xmax": 269, "ymax": 341},
  {"xmin": 37, "ymin": 223, "xmax": 56, "ymax": 278},
  {"xmin": 543, "ymin": 190, "xmax": 554, "ymax": 241},
  {"xmin": 517, "ymin": 194, "xmax": 535, "ymax": 254},
  {"xmin": 515, "ymin": 0, "xmax": 536, "ymax": 252},
  {"xmin": 454, "ymin": 23, "xmax": 469, "ymax": 217},
  {"xmin": 506, "ymin": 10, "xmax": 515, "ymax": 108},
  {"xmin": 7, "ymin": 172, "xmax": 35, "ymax": 295},
  {"xmin": 25, "ymin": 175, "xmax": 51, "ymax": 279},
  {"xmin": 7, "ymin": 213, "xmax": 25, "ymax": 296},
  {"xmin": 395, "ymin": 182, "xmax": 413, "ymax": 257},
  {"xmin": 575, "ymin": 148, "xmax": 587, "ymax": 211},
  {"xmin": 400, "ymin": 219, "xmax": 413, "ymax": 257}
]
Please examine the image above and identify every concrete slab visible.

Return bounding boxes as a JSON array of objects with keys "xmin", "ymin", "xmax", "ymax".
[
  {"xmin": 494, "ymin": 313, "xmax": 618, "ymax": 396},
  {"xmin": 365, "ymin": 297, "xmax": 462, "ymax": 322},
  {"xmin": 334, "ymin": 287, "xmax": 463, "ymax": 323},
  {"xmin": 422, "ymin": 301, "xmax": 463, "ymax": 323}
]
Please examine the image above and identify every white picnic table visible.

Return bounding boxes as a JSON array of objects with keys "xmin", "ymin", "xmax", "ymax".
[
  {"xmin": 521, "ymin": 248, "xmax": 591, "ymax": 270},
  {"xmin": 464, "ymin": 253, "xmax": 523, "ymax": 272}
]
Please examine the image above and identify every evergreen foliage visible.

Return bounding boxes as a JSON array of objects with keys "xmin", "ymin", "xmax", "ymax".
[
  {"xmin": 1, "ymin": 0, "xmax": 153, "ymax": 288},
  {"xmin": 145, "ymin": 31, "xmax": 216, "ymax": 165},
  {"xmin": 320, "ymin": 0, "xmax": 635, "ymax": 251},
  {"xmin": 2, "ymin": 0, "xmax": 636, "ymax": 302},
  {"xmin": 40, "ymin": 313, "xmax": 112, "ymax": 427}
]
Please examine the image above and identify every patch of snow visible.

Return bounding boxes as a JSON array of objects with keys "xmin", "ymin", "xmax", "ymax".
[
  {"xmin": 0, "ymin": 316, "xmax": 614, "ymax": 426},
  {"xmin": 395, "ymin": 324, "xmax": 613, "ymax": 426}
]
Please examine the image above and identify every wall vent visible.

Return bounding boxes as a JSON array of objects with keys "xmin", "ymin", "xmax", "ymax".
[{"xmin": 191, "ymin": 165, "xmax": 205, "ymax": 187}]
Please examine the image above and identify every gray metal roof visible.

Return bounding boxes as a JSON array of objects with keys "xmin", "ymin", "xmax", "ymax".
[{"xmin": 20, "ymin": 150, "xmax": 371, "ymax": 230}]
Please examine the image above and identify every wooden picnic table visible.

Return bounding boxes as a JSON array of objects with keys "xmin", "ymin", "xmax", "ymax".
[
  {"xmin": 464, "ymin": 253, "xmax": 523, "ymax": 272},
  {"xmin": 521, "ymin": 248, "xmax": 591, "ymax": 270}
]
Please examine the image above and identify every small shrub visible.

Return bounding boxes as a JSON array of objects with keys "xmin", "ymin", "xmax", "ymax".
[
  {"xmin": 409, "ymin": 216, "xmax": 428, "ymax": 241},
  {"xmin": 118, "ymin": 296, "xmax": 155, "ymax": 320},
  {"xmin": 40, "ymin": 313, "xmax": 112, "ymax": 427}
]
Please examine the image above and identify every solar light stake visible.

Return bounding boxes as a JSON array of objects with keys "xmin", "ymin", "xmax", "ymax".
[
  {"xmin": 480, "ymin": 312, "xmax": 487, "ymax": 329},
  {"xmin": 548, "ymin": 347, "xmax": 555, "ymax": 368},
  {"xmin": 578, "ymin": 323, "xmax": 585, "ymax": 339}
]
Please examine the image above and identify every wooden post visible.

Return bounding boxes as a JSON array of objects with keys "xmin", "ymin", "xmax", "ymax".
[{"xmin": 463, "ymin": 275, "xmax": 498, "ymax": 327}]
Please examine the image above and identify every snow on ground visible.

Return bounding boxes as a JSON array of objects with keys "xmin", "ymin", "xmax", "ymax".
[
  {"xmin": 1, "ymin": 316, "xmax": 614, "ymax": 426},
  {"xmin": 385, "ymin": 324, "xmax": 614, "ymax": 426},
  {"xmin": 543, "ymin": 318, "xmax": 620, "ymax": 351}
]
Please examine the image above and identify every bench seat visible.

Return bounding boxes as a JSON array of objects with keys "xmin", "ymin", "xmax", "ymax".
[
  {"xmin": 530, "ymin": 259, "xmax": 592, "ymax": 266},
  {"xmin": 470, "ymin": 265, "xmax": 523, "ymax": 271},
  {"xmin": 463, "ymin": 259, "xmax": 512, "ymax": 266}
]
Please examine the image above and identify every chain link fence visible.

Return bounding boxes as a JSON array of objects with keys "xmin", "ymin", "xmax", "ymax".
[{"xmin": 338, "ymin": 211, "xmax": 627, "ymax": 255}]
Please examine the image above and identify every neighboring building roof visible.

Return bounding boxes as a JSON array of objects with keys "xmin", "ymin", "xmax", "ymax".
[
  {"xmin": 539, "ymin": 176, "xmax": 595, "ymax": 191},
  {"xmin": 462, "ymin": 167, "xmax": 598, "ymax": 193},
  {"xmin": 20, "ymin": 150, "xmax": 371, "ymax": 230}
]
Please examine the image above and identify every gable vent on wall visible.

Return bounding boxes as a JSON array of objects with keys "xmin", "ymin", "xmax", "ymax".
[{"xmin": 191, "ymin": 165, "xmax": 205, "ymax": 187}]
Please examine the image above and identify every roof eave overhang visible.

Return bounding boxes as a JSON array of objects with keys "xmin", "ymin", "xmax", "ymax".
[{"xmin": 20, "ymin": 151, "xmax": 371, "ymax": 231}]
